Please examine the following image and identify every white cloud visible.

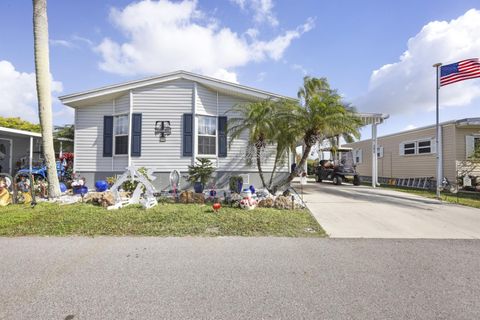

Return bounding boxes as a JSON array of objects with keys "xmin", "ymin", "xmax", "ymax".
[
  {"xmin": 50, "ymin": 39, "xmax": 75, "ymax": 48},
  {"xmin": 0, "ymin": 60, "xmax": 64, "ymax": 123},
  {"xmin": 96, "ymin": 0, "xmax": 313, "ymax": 81},
  {"xmin": 291, "ymin": 63, "xmax": 308, "ymax": 75},
  {"xmin": 230, "ymin": 0, "xmax": 278, "ymax": 26},
  {"xmin": 357, "ymin": 9, "xmax": 480, "ymax": 115}
]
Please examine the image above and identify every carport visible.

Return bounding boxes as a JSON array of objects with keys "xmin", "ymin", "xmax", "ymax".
[
  {"xmin": 0, "ymin": 127, "xmax": 42, "ymax": 175},
  {"xmin": 357, "ymin": 113, "xmax": 389, "ymax": 188}
]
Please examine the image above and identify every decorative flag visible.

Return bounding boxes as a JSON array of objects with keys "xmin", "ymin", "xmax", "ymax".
[{"xmin": 440, "ymin": 58, "xmax": 480, "ymax": 86}]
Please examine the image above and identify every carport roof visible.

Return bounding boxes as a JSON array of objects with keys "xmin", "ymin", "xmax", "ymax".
[{"xmin": 0, "ymin": 126, "xmax": 41, "ymax": 138}]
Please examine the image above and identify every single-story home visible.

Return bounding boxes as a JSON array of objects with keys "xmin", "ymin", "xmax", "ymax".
[
  {"xmin": 344, "ymin": 118, "xmax": 480, "ymax": 188},
  {"xmin": 59, "ymin": 70, "xmax": 294, "ymax": 190}
]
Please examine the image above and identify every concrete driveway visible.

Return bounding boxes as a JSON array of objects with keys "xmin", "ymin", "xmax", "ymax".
[{"xmin": 296, "ymin": 181, "xmax": 480, "ymax": 238}]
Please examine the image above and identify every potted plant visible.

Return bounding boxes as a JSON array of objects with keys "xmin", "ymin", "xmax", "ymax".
[
  {"xmin": 229, "ymin": 176, "xmax": 243, "ymax": 194},
  {"xmin": 187, "ymin": 158, "xmax": 215, "ymax": 193}
]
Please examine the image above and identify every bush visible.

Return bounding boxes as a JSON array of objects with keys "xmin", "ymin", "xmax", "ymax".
[{"xmin": 229, "ymin": 176, "xmax": 243, "ymax": 193}]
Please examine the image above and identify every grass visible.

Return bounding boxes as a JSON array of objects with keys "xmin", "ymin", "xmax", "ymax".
[
  {"xmin": 378, "ymin": 184, "xmax": 480, "ymax": 209},
  {"xmin": 0, "ymin": 202, "xmax": 326, "ymax": 237}
]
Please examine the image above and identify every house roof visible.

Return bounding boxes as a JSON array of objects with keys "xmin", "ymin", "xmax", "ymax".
[
  {"xmin": 0, "ymin": 126, "xmax": 42, "ymax": 138},
  {"xmin": 59, "ymin": 70, "xmax": 297, "ymax": 107}
]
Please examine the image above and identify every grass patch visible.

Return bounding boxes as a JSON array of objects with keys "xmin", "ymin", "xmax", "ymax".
[
  {"xmin": 378, "ymin": 185, "xmax": 480, "ymax": 209},
  {"xmin": 0, "ymin": 202, "xmax": 326, "ymax": 237}
]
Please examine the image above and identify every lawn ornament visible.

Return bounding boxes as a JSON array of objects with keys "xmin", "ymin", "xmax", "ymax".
[
  {"xmin": 169, "ymin": 169, "xmax": 180, "ymax": 199},
  {"xmin": 212, "ymin": 202, "xmax": 221, "ymax": 213},
  {"xmin": 239, "ymin": 197, "xmax": 257, "ymax": 210},
  {"xmin": 108, "ymin": 166, "xmax": 158, "ymax": 210},
  {"xmin": 59, "ymin": 182, "xmax": 67, "ymax": 193},
  {"xmin": 72, "ymin": 177, "xmax": 88, "ymax": 195},
  {"xmin": 16, "ymin": 175, "xmax": 32, "ymax": 204},
  {"xmin": 95, "ymin": 180, "xmax": 108, "ymax": 192},
  {"xmin": 0, "ymin": 176, "xmax": 12, "ymax": 206},
  {"xmin": 239, "ymin": 189, "xmax": 257, "ymax": 210}
]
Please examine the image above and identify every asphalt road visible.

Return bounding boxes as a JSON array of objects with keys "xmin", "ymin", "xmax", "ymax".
[
  {"xmin": 298, "ymin": 181, "xmax": 480, "ymax": 238},
  {"xmin": 1, "ymin": 237, "xmax": 480, "ymax": 319}
]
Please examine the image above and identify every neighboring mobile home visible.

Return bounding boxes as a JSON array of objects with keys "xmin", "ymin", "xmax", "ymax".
[
  {"xmin": 59, "ymin": 71, "xmax": 293, "ymax": 190},
  {"xmin": 344, "ymin": 118, "xmax": 480, "ymax": 189}
]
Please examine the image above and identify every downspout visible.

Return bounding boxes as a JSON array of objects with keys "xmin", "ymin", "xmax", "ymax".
[
  {"xmin": 128, "ymin": 90, "xmax": 133, "ymax": 167},
  {"xmin": 192, "ymin": 82, "xmax": 197, "ymax": 165}
]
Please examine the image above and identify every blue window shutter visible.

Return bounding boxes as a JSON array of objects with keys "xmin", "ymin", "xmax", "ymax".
[
  {"xmin": 218, "ymin": 116, "xmax": 227, "ymax": 157},
  {"xmin": 131, "ymin": 113, "xmax": 142, "ymax": 157},
  {"xmin": 183, "ymin": 114, "xmax": 193, "ymax": 156},
  {"xmin": 103, "ymin": 116, "xmax": 113, "ymax": 157}
]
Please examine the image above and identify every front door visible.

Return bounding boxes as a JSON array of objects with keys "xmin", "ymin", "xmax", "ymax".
[{"xmin": 0, "ymin": 138, "xmax": 12, "ymax": 175}]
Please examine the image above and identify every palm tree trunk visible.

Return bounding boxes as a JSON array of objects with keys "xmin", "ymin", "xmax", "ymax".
[
  {"xmin": 33, "ymin": 0, "xmax": 60, "ymax": 198},
  {"xmin": 274, "ymin": 142, "xmax": 313, "ymax": 191},
  {"xmin": 267, "ymin": 147, "xmax": 282, "ymax": 191},
  {"xmin": 256, "ymin": 145, "xmax": 267, "ymax": 188}
]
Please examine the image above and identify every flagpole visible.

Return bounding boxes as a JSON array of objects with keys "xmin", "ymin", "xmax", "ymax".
[{"xmin": 433, "ymin": 62, "xmax": 442, "ymax": 199}]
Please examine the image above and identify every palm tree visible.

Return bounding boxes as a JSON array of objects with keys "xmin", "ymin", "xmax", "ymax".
[
  {"xmin": 33, "ymin": 0, "xmax": 60, "ymax": 198},
  {"xmin": 274, "ymin": 76, "xmax": 362, "ymax": 190},
  {"xmin": 227, "ymin": 100, "xmax": 277, "ymax": 188}
]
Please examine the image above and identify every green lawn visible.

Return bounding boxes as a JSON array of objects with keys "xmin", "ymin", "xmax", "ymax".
[
  {"xmin": 0, "ymin": 202, "xmax": 326, "ymax": 237},
  {"xmin": 379, "ymin": 185, "xmax": 480, "ymax": 209}
]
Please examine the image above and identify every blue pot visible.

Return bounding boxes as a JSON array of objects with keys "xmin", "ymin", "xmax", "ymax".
[
  {"xmin": 95, "ymin": 180, "xmax": 108, "ymax": 192},
  {"xmin": 193, "ymin": 182, "xmax": 204, "ymax": 194}
]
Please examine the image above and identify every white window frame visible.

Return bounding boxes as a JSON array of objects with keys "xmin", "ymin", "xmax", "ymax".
[
  {"xmin": 113, "ymin": 113, "xmax": 129, "ymax": 156},
  {"xmin": 400, "ymin": 137, "xmax": 435, "ymax": 156},
  {"xmin": 466, "ymin": 135, "xmax": 480, "ymax": 159},
  {"xmin": 197, "ymin": 115, "xmax": 217, "ymax": 157}
]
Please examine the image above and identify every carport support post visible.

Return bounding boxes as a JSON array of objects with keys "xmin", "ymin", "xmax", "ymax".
[
  {"xmin": 29, "ymin": 136, "xmax": 33, "ymax": 173},
  {"xmin": 371, "ymin": 122, "xmax": 378, "ymax": 188}
]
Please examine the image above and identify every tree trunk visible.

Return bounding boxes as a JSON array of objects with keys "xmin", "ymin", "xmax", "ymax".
[
  {"xmin": 33, "ymin": 0, "xmax": 60, "ymax": 198},
  {"xmin": 256, "ymin": 145, "xmax": 267, "ymax": 189},
  {"xmin": 273, "ymin": 142, "xmax": 313, "ymax": 191}
]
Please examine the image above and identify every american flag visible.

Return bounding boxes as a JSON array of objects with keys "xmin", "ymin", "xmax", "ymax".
[{"xmin": 440, "ymin": 58, "xmax": 480, "ymax": 86}]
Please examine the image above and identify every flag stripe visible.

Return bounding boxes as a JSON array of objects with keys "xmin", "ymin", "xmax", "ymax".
[{"xmin": 440, "ymin": 58, "xmax": 480, "ymax": 86}]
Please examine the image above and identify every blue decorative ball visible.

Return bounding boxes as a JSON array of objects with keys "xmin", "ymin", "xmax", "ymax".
[
  {"xmin": 59, "ymin": 182, "xmax": 67, "ymax": 193},
  {"xmin": 95, "ymin": 180, "xmax": 108, "ymax": 192},
  {"xmin": 249, "ymin": 185, "xmax": 255, "ymax": 194}
]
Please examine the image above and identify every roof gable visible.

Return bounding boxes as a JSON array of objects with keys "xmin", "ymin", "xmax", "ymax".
[{"xmin": 59, "ymin": 70, "xmax": 295, "ymax": 107}]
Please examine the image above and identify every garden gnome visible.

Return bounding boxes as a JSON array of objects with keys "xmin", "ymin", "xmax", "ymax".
[
  {"xmin": 0, "ymin": 177, "xmax": 11, "ymax": 206},
  {"xmin": 17, "ymin": 176, "xmax": 32, "ymax": 204}
]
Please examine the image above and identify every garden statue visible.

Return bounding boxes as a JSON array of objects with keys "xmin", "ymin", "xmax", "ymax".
[
  {"xmin": 239, "ymin": 189, "xmax": 257, "ymax": 210},
  {"xmin": 0, "ymin": 176, "xmax": 11, "ymax": 206},
  {"xmin": 17, "ymin": 176, "xmax": 32, "ymax": 204},
  {"xmin": 169, "ymin": 169, "xmax": 180, "ymax": 198},
  {"xmin": 108, "ymin": 165, "xmax": 158, "ymax": 210}
]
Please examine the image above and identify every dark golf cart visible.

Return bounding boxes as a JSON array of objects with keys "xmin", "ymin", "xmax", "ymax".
[{"xmin": 316, "ymin": 147, "xmax": 361, "ymax": 186}]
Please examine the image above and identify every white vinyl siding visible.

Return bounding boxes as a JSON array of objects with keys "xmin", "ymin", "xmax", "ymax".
[
  {"xmin": 74, "ymin": 95, "xmax": 129, "ymax": 172},
  {"xmin": 131, "ymin": 79, "xmax": 193, "ymax": 171}
]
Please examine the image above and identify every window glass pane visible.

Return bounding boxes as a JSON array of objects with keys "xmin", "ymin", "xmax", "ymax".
[
  {"xmin": 115, "ymin": 115, "xmax": 129, "ymax": 135},
  {"xmin": 404, "ymin": 148, "xmax": 415, "ymax": 155},
  {"xmin": 198, "ymin": 136, "xmax": 216, "ymax": 155},
  {"xmin": 115, "ymin": 136, "xmax": 128, "ymax": 154},
  {"xmin": 418, "ymin": 141, "xmax": 430, "ymax": 147},
  {"xmin": 404, "ymin": 143, "xmax": 415, "ymax": 149},
  {"xmin": 418, "ymin": 147, "xmax": 431, "ymax": 154},
  {"xmin": 198, "ymin": 116, "xmax": 216, "ymax": 135}
]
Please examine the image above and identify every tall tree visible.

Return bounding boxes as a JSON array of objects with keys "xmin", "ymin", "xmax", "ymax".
[
  {"xmin": 227, "ymin": 100, "xmax": 277, "ymax": 188},
  {"xmin": 33, "ymin": 0, "xmax": 60, "ymax": 197},
  {"xmin": 274, "ymin": 76, "xmax": 362, "ymax": 190}
]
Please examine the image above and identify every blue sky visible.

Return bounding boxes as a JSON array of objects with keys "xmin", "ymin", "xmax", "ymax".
[{"xmin": 1, "ymin": 0, "xmax": 480, "ymax": 139}]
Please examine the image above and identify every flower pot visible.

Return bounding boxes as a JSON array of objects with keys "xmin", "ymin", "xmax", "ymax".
[{"xmin": 193, "ymin": 182, "xmax": 204, "ymax": 194}]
